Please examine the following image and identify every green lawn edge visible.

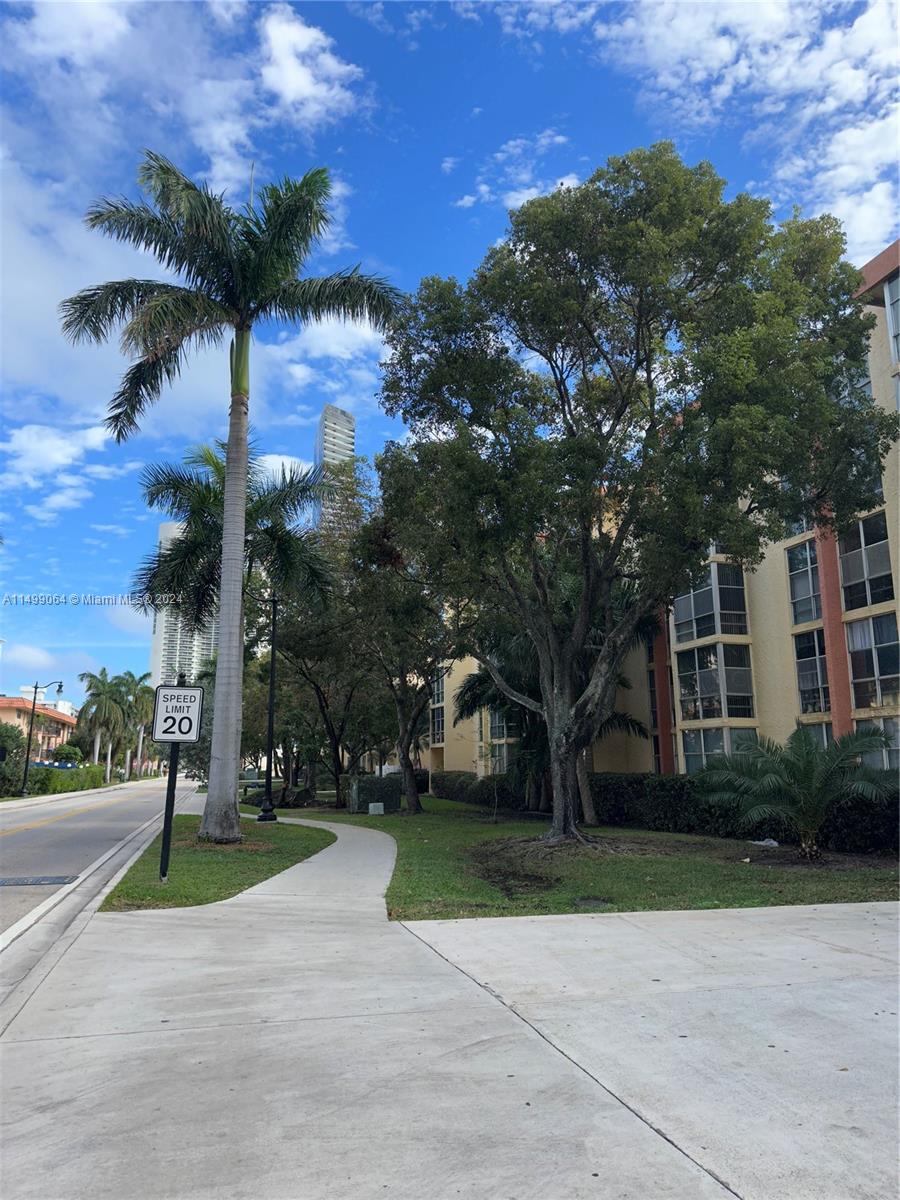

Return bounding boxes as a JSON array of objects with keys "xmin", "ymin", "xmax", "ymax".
[
  {"xmin": 241, "ymin": 797, "xmax": 898, "ymax": 921},
  {"xmin": 101, "ymin": 813, "xmax": 335, "ymax": 912}
]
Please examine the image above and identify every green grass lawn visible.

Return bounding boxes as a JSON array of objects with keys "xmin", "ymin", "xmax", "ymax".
[
  {"xmin": 241, "ymin": 796, "xmax": 898, "ymax": 921},
  {"xmin": 101, "ymin": 814, "xmax": 335, "ymax": 912}
]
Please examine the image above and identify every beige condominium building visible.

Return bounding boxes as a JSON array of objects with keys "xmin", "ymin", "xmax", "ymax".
[{"xmin": 429, "ymin": 240, "xmax": 899, "ymax": 780}]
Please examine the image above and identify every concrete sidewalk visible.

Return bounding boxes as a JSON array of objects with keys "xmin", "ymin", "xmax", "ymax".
[
  {"xmin": 409, "ymin": 902, "xmax": 899, "ymax": 1200},
  {"xmin": 2, "ymin": 819, "xmax": 731, "ymax": 1200},
  {"xmin": 1, "ymin": 820, "xmax": 895, "ymax": 1200}
]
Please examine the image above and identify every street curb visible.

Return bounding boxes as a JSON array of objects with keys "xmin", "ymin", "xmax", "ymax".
[
  {"xmin": 0, "ymin": 776, "xmax": 165, "ymax": 814},
  {"xmin": 0, "ymin": 784, "xmax": 195, "ymax": 954}
]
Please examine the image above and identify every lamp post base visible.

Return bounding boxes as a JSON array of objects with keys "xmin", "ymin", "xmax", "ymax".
[{"xmin": 257, "ymin": 795, "xmax": 278, "ymax": 822}]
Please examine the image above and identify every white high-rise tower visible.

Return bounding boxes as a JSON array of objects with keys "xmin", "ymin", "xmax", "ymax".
[
  {"xmin": 314, "ymin": 403, "xmax": 355, "ymax": 526},
  {"xmin": 148, "ymin": 522, "xmax": 219, "ymax": 686}
]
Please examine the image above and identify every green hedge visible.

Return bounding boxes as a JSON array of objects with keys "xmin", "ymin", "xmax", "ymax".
[
  {"xmin": 432, "ymin": 767, "xmax": 897, "ymax": 854},
  {"xmin": 587, "ymin": 771, "xmax": 898, "ymax": 854},
  {"xmin": 347, "ymin": 774, "xmax": 402, "ymax": 813},
  {"xmin": 25, "ymin": 764, "xmax": 107, "ymax": 796},
  {"xmin": 430, "ymin": 770, "xmax": 524, "ymax": 809}
]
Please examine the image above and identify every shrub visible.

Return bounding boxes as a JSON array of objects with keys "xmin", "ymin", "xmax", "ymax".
[
  {"xmin": 0, "ymin": 721, "xmax": 26, "ymax": 795},
  {"xmin": 586, "ymin": 768, "xmax": 896, "ymax": 854},
  {"xmin": 347, "ymin": 774, "xmax": 402, "ymax": 813},
  {"xmin": 465, "ymin": 772, "xmax": 523, "ymax": 809},
  {"xmin": 431, "ymin": 770, "xmax": 477, "ymax": 803},
  {"xmin": 25, "ymin": 764, "xmax": 106, "ymax": 796},
  {"xmin": 52, "ymin": 743, "xmax": 84, "ymax": 764}
]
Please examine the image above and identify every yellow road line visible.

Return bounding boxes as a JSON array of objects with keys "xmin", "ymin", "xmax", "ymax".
[{"xmin": 0, "ymin": 794, "xmax": 143, "ymax": 837}]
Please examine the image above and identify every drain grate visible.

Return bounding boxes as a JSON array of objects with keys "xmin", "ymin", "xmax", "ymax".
[{"xmin": 0, "ymin": 876, "xmax": 78, "ymax": 886}]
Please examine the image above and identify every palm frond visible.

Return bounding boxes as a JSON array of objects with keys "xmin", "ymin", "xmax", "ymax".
[
  {"xmin": 137, "ymin": 150, "xmax": 237, "ymax": 272},
  {"xmin": 118, "ymin": 289, "xmax": 230, "ymax": 358},
  {"xmin": 250, "ymin": 462, "xmax": 333, "ymax": 524},
  {"xmin": 261, "ymin": 270, "xmax": 402, "ymax": 331},
  {"xmin": 251, "ymin": 524, "xmax": 332, "ymax": 604},
  {"xmin": 60, "ymin": 280, "xmax": 190, "ymax": 345},
  {"xmin": 596, "ymin": 710, "xmax": 648, "ymax": 741},
  {"xmin": 245, "ymin": 169, "xmax": 332, "ymax": 286},
  {"xmin": 106, "ymin": 341, "xmax": 187, "ymax": 442}
]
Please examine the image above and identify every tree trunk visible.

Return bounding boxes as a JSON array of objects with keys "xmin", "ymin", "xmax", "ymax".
[
  {"xmin": 105, "ymin": 739, "xmax": 112, "ymax": 785},
  {"xmin": 201, "ymin": 332, "xmax": 250, "ymax": 843},
  {"xmin": 136, "ymin": 725, "xmax": 145, "ymax": 777},
  {"xmin": 798, "ymin": 832, "xmax": 820, "ymax": 860},
  {"xmin": 92, "ymin": 730, "xmax": 101, "ymax": 765},
  {"xmin": 330, "ymin": 742, "xmax": 345, "ymax": 808},
  {"xmin": 125, "ymin": 747, "xmax": 132, "ymax": 781},
  {"xmin": 576, "ymin": 748, "xmax": 597, "ymax": 825},
  {"xmin": 398, "ymin": 738, "xmax": 422, "ymax": 813},
  {"xmin": 547, "ymin": 736, "xmax": 579, "ymax": 840}
]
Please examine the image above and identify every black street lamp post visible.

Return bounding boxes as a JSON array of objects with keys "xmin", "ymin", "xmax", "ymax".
[
  {"xmin": 255, "ymin": 594, "xmax": 279, "ymax": 823},
  {"xmin": 21, "ymin": 680, "xmax": 64, "ymax": 796}
]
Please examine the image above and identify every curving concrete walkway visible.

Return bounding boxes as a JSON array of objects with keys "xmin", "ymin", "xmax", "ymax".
[
  {"xmin": 0, "ymin": 817, "xmax": 733, "ymax": 1200},
  {"xmin": 1, "ymin": 818, "xmax": 894, "ymax": 1199}
]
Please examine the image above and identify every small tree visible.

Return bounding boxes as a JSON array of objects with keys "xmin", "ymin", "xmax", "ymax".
[{"xmin": 700, "ymin": 725, "xmax": 894, "ymax": 859}]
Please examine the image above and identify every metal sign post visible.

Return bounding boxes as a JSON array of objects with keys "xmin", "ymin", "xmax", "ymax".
[{"xmin": 151, "ymin": 676, "xmax": 204, "ymax": 884}]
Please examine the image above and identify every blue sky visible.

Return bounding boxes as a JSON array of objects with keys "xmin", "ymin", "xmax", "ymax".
[{"xmin": 1, "ymin": 0, "xmax": 897, "ymax": 704}]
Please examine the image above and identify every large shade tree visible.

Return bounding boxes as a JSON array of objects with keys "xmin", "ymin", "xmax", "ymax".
[
  {"xmin": 380, "ymin": 142, "xmax": 898, "ymax": 841},
  {"xmin": 62, "ymin": 152, "xmax": 399, "ymax": 841}
]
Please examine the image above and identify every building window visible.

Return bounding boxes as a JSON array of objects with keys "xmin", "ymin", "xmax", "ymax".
[
  {"xmin": 431, "ymin": 671, "xmax": 445, "ymax": 705},
  {"xmin": 651, "ymin": 734, "xmax": 662, "ymax": 773},
  {"xmin": 673, "ymin": 569, "xmax": 715, "ymax": 642},
  {"xmin": 802, "ymin": 721, "xmax": 833, "ymax": 750},
  {"xmin": 682, "ymin": 727, "xmax": 757, "ymax": 774},
  {"xmin": 846, "ymin": 613, "xmax": 899, "ymax": 709},
  {"xmin": 673, "ymin": 563, "xmax": 748, "ymax": 643},
  {"xmin": 794, "ymin": 629, "xmax": 830, "ymax": 714},
  {"xmin": 489, "ymin": 707, "xmax": 508, "ymax": 740},
  {"xmin": 490, "ymin": 741, "xmax": 508, "ymax": 774},
  {"xmin": 430, "ymin": 705, "xmax": 444, "ymax": 744},
  {"xmin": 839, "ymin": 511, "xmax": 894, "ymax": 611},
  {"xmin": 647, "ymin": 668, "xmax": 658, "ymax": 730},
  {"xmin": 856, "ymin": 717, "xmax": 899, "ymax": 770},
  {"xmin": 677, "ymin": 643, "xmax": 754, "ymax": 721},
  {"xmin": 886, "ymin": 274, "xmax": 900, "ymax": 363},
  {"xmin": 786, "ymin": 540, "xmax": 821, "ymax": 624}
]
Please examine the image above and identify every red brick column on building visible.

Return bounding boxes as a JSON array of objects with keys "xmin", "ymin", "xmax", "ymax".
[
  {"xmin": 816, "ymin": 527, "xmax": 853, "ymax": 737},
  {"xmin": 652, "ymin": 619, "xmax": 676, "ymax": 774}
]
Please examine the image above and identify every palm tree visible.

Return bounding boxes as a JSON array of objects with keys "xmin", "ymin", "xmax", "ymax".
[
  {"xmin": 77, "ymin": 669, "xmax": 126, "ymax": 783},
  {"xmin": 115, "ymin": 670, "xmax": 153, "ymax": 779},
  {"xmin": 61, "ymin": 151, "xmax": 399, "ymax": 841},
  {"xmin": 132, "ymin": 442, "xmax": 332, "ymax": 631},
  {"xmin": 700, "ymin": 725, "xmax": 894, "ymax": 859}
]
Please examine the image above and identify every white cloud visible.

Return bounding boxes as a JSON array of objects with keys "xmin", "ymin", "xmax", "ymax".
[
  {"xmin": 475, "ymin": 0, "xmax": 898, "ymax": 263},
  {"xmin": 277, "ymin": 317, "xmax": 385, "ymax": 362},
  {"xmin": 90, "ymin": 524, "xmax": 129, "ymax": 536},
  {"xmin": 260, "ymin": 4, "xmax": 364, "ymax": 128},
  {"xmin": 0, "ymin": 425, "xmax": 107, "ymax": 489},
  {"xmin": 257, "ymin": 453, "xmax": 314, "ymax": 479},
  {"xmin": 441, "ymin": 156, "xmax": 460, "ymax": 174},
  {"xmin": 455, "ymin": 128, "xmax": 578, "ymax": 212},
  {"xmin": 2, "ymin": 643, "xmax": 55, "ymax": 672}
]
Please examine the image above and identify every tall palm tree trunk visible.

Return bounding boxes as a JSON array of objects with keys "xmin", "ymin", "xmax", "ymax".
[
  {"xmin": 136, "ymin": 725, "xmax": 145, "ymax": 777},
  {"xmin": 201, "ymin": 330, "xmax": 250, "ymax": 842},
  {"xmin": 105, "ymin": 738, "xmax": 113, "ymax": 784},
  {"xmin": 92, "ymin": 730, "xmax": 101, "ymax": 765}
]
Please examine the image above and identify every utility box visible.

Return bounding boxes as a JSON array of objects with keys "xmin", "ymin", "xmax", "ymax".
[
  {"xmin": 368, "ymin": 802, "xmax": 385, "ymax": 816},
  {"xmin": 346, "ymin": 776, "xmax": 402, "ymax": 814}
]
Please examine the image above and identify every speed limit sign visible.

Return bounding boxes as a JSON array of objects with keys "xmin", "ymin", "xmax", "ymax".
[{"xmin": 152, "ymin": 685, "xmax": 204, "ymax": 743}]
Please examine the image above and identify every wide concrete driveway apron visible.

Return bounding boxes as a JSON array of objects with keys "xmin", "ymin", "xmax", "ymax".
[{"xmin": 1, "ymin": 818, "xmax": 895, "ymax": 1200}]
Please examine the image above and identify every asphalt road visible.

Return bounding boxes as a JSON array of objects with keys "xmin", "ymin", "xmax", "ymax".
[{"xmin": 0, "ymin": 779, "xmax": 173, "ymax": 933}]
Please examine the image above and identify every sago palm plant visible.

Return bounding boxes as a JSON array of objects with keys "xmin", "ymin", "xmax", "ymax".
[
  {"xmin": 61, "ymin": 151, "xmax": 399, "ymax": 841},
  {"xmin": 700, "ymin": 724, "xmax": 893, "ymax": 859}
]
